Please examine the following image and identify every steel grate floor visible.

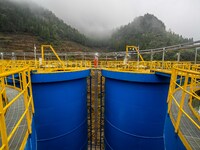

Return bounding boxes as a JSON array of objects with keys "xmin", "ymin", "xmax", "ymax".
[
  {"xmin": 0, "ymin": 87, "xmax": 27, "ymax": 150},
  {"xmin": 171, "ymin": 88, "xmax": 200, "ymax": 150}
]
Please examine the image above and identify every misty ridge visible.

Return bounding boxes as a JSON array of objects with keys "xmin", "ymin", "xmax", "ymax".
[{"xmin": 0, "ymin": 0, "xmax": 193, "ymax": 52}]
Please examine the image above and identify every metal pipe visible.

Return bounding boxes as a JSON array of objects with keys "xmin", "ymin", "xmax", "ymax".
[
  {"xmin": 162, "ymin": 48, "xmax": 165, "ymax": 69},
  {"xmin": 1, "ymin": 52, "xmax": 3, "ymax": 60},
  {"xmin": 11, "ymin": 52, "xmax": 15, "ymax": 60},
  {"xmin": 150, "ymin": 50, "xmax": 153, "ymax": 61},
  {"xmin": 195, "ymin": 48, "xmax": 200, "ymax": 64},
  {"xmin": 177, "ymin": 52, "xmax": 180, "ymax": 62},
  {"xmin": 34, "ymin": 44, "xmax": 37, "ymax": 64}
]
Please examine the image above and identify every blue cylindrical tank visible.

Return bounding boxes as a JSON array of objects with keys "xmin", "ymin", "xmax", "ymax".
[
  {"xmin": 164, "ymin": 114, "xmax": 186, "ymax": 150},
  {"xmin": 102, "ymin": 70, "xmax": 170, "ymax": 150},
  {"xmin": 31, "ymin": 69, "xmax": 90, "ymax": 150}
]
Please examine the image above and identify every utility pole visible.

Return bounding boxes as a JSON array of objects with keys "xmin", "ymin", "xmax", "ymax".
[
  {"xmin": 195, "ymin": 48, "xmax": 200, "ymax": 64},
  {"xmin": 1, "ymin": 52, "xmax": 3, "ymax": 60},
  {"xmin": 137, "ymin": 46, "xmax": 140, "ymax": 62},
  {"xmin": 177, "ymin": 52, "xmax": 180, "ymax": 62},
  {"xmin": 24, "ymin": 52, "xmax": 26, "ymax": 60},
  {"xmin": 162, "ymin": 48, "xmax": 165, "ymax": 69},
  {"xmin": 34, "ymin": 44, "xmax": 37, "ymax": 65},
  {"xmin": 115, "ymin": 53, "xmax": 117, "ymax": 60},
  {"xmin": 11, "ymin": 52, "xmax": 15, "ymax": 60},
  {"xmin": 150, "ymin": 50, "xmax": 153, "ymax": 61}
]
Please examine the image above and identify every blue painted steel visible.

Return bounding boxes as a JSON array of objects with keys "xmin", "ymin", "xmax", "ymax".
[
  {"xmin": 155, "ymin": 71, "xmax": 171, "ymax": 78},
  {"xmin": 102, "ymin": 70, "xmax": 170, "ymax": 150},
  {"xmin": 31, "ymin": 70, "xmax": 90, "ymax": 150},
  {"xmin": 25, "ymin": 118, "xmax": 37, "ymax": 150},
  {"xmin": 164, "ymin": 114, "xmax": 186, "ymax": 150},
  {"xmin": 6, "ymin": 74, "xmax": 20, "ymax": 88}
]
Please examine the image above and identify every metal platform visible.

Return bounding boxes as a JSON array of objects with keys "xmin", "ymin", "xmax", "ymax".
[{"xmin": 171, "ymin": 88, "xmax": 200, "ymax": 150}]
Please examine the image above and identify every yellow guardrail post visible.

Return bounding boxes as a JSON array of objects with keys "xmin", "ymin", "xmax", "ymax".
[
  {"xmin": 0, "ymin": 78, "xmax": 9, "ymax": 150},
  {"xmin": 28, "ymin": 68, "xmax": 35, "ymax": 114},
  {"xmin": 167, "ymin": 68, "xmax": 177, "ymax": 113},
  {"xmin": 18, "ymin": 73, "xmax": 22, "ymax": 90},
  {"xmin": 22, "ymin": 70, "xmax": 32, "ymax": 134},
  {"xmin": 175, "ymin": 72, "xmax": 189, "ymax": 133},
  {"xmin": 12, "ymin": 74, "xmax": 16, "ymax": 87}
]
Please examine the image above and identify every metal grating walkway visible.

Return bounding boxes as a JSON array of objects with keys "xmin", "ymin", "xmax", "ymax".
[
  {"xmin": 171, "ymin": 88, "xmax": 200, "ymax": 150},
  {"xmin": 0, "ymin": 87, "xmax": 28, "ymax": 150}
]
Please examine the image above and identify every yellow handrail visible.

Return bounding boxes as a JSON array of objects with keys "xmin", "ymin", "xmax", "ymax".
[
  {"xmin": 41, "ymin": 45, "xmax": 66, "ymax": 70},
  {"xmin": 0, "ymin": 67, "xmax": 34, "ymax": 150},
  {"xmin": 167, "ymin": 65, "xmax": 200, "ymax": 150},
  {"xmin": 0, "ymin": 60, "xmax": 193, "ymax": 73},
  {"xmin": 126, "ymin": 45, "xmax": 144, "ymax": 61}
]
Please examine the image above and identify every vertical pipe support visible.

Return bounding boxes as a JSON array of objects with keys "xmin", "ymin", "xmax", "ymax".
[
  {"xmin": 94, "ymin": 69, "xmax": 98, "ymax": 148},
  {"xmin": 195, "ymin": 48, "xmax": 199, "ymax": 64},
  {"xmin": 177, "ymin": 52, "xmax": 180, "ymax": 62},
  {"xmin": 100, "ymin": 76, "xmax": 104, "ymax": 150},
  {"xmin": 89, "ymin": 76, "xmax": 92, "ymax": 150},
  {"xmin": 150, "ymin": 50, "xmax": 153, "ymax": 61},
  {"xmin": 34, "ymin": 44, "xmax": 37, "ymax": 67},
  {"xmin": 162, "ymin": 48, "xmax": 165, "ymax": 69}
]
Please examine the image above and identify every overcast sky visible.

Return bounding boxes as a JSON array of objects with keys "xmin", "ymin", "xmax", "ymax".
[{"xmin": 30, "ymin": 0, "xmax": 200, "ymax": 40}]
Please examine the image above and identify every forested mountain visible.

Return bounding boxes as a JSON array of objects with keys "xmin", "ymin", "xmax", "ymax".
[
  {"xmin": 0, "ymin": 0, "xmax": 195, "ymax": 56},
  {"xmin": 0, "ymin": 0, "xmax": 86, "ymax": 44},
  {"xmin": 109, "ymin": 14, "xmax": 193, "ymax": 51}
]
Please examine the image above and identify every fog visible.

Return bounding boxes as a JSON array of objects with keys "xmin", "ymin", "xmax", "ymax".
[{"xmin": 13, "ymin": 0, "xmax": 200, "ymax": 40}]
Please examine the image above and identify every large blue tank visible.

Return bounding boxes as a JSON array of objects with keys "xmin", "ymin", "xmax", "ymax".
[
  {"xmin": 31, "ymin": 69, "xmax": 90, "ymax": 150},
  {"xmin": 102, "ymin": 70, "xmax": 170, "ymax": 150},
  {"xmin": 25, "ymin": 118, "xmax": 37, "ymax": 150},
  {"xmin": 164, "ymin": 114, "xmax": 186, "ymax": 150}
]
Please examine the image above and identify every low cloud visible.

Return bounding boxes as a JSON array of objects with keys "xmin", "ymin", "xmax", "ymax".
[{"xmin": 12, "ymin": 0, "xmax": 200, "ymax": 40}]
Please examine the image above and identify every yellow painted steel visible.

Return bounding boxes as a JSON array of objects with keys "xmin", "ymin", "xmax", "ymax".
[
  {"xmin": 167, "ymin": 65, "xmax": 200, "ymax": 149},
  {"xmin": 0, "ymin": 67, "xmax": 34, "ymax": 150},
  {"xmin": 188, "ymin": 77, "xmax": 200, "ymax": 121},
  {"xmin": 0, "ymin": 60, "xmax": 92, "ymax": 73},
  {"xmin": 175, "ymin": 73, "xmax": 189, "ymax": 132},
  {"xmin": 126, "ymin": 45, "xmax": 144, "ymax": 61},
  {"xmin": 0, "ymin": 44, "xmax": 199, "ymax": 150},
  {"xmin": 0, "ymin": 59, "xmax": 193, "ymax": 73},
  {"xmin": 0, "ymin": 78, "xmax": 9, "ymax": 150},
  {"xmin": 41, "ymin": 45, "xmax": 66, "ymax": 70}
]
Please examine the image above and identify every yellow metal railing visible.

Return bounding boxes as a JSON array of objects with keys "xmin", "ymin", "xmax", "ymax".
[
  {"xmin": 167, "ymin": 65, "xmax": 200, "ymax": 150},
  {"xmin": 0, "ymin": 60, "xmax": 92, "ymax": 72},
  {"xmin": 0, "ymin": 67, "xmax": 34, "ymax": 150},
  {"xmin": 99, "ymin": 61, "xmax": 192, "ymax": 73},
  {"xmin": 126, "ymin": 45, "xmax": 144, "ymax": 61},
  {"xmin": 0, "ymin": 60, "xmax": 193, "ymax": 73},
  {"xmin": 189, "ymin": 76, "xmax": 200, "ymax": 121},
  {"xmin": 0, "ymin": 59, "xmax": 199, "ymax": 150}
]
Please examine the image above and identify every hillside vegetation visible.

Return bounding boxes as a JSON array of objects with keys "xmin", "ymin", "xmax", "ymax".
[
  {"xmin": 109, "ymin": 14, "xmax": 192, "ymax": 51},
  {"xmin": 0, "ymin": 0, "xmax": 196, "ymax": 61},
  {"xmin": 0, "ymin": 0, "xmax": 86, "ymax": 44}
]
